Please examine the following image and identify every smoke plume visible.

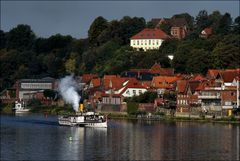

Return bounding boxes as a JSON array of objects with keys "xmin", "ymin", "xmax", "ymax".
[{"xmin": 59, "ymin": 75, "xmax": 80, "ymax": 112}]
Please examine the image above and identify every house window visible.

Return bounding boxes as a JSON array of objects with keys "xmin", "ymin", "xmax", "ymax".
[
  {"xmin": 225, "ymin": 101, "xmax": 231, "ymax": 105},
  {"xmin": 126, "ymin": 90, "xmax": 130, "ymax": 95},
  {"xmin": 133, "ymin": 90, "xmax": 136, "ymax": 95},
  {"xmin": 137, "ymin": 41, "xmax": 139, "ymax": 45},
  {"xmin": 139, "ymin": 90, "xmax": 142, "ymax": 95},
  {"xmin": 149, "ymin": 40, "xmax": 151, "ymax": 45}
]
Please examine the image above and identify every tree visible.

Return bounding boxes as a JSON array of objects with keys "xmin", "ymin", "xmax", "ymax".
[
  {"xmin": 212, "ymin": 34, "xmax": 240, "ymax": 69},
  {"xmin": 6, "ymin": 24, "xmax": 36, "ymax": 51},
  {"xmin": 88, "ymin": 16, "xmax": 108, "ymax": 46},
  {"xmin": 172, "ymin": 43, "xmax": 192, "ymax": 73},
  {"xmin": 208, "ymin": 10, "xmax": 222, "ymax": 33},
  {"xmin": 233, "ymin": 16, "xmax": 240, "ymax": 34},
  {"xmin": 217, "ymin": 13, "xmax": 232, "ymax": 34},
  {"xmin": 0, "ymin": 30, "xmax": 6, "ymax": 49},
  {"xmin": 65, "ymin": 55, "xmax": 76, "ymax": 74},
  {"xmin": 195, "ymin": 10, "xmax": 211, "ymax": 32},
  {"xmin": 47, "ymin": 34, "xmax": 73, "ymax": 50},
  {"xmin": 43, "ymin": 89, "xmax": 56, "ymax": 100},
  {"xmin": 159, "ymin": 23, "xmax": 171, "ymax": 35},
  {"xmin": 186, "ymin": 49, "xmax": 212, "ymax": 74},
  {"xmin": 118, "ymin": 16, "xmax": 146, "ymax": 44}
]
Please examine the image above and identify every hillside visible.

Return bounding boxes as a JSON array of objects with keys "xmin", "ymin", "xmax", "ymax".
[{"xmin": 0, "ymin": 10, "xmax": 239, "ymax": 91}]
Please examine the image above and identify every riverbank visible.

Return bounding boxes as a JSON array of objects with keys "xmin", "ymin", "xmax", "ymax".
[
  {"xmin": 0, "ymin": 103, "xmax": 75, "ymax": 115},
  {"xmin": 1, "ymin": 104, "xmax": 239, "ymax": 124},
  {"xmin": 101, "ymin": 112, "xmax": 240, "ymax": 124}
]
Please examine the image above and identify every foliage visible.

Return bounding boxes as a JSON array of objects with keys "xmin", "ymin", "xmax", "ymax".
[
  {"xmin": 127, "ymin": 102, "xmax": 138, "ymax": 115},
  {"xmin": 0, "ymin": 11, "xmax": 239, "ymax": 92},
  {"xmin": 125, "ymin": 91, "xmax": 158, "ymax": 103},
  {"xmin": 43, "ymin": 89, "xmax": 56, "ymax": 100},
  {"xmin": 88, "ymin": 16, "xmax": 108, "ymax": 46},
  {"xmin": 6, "ymin": 24, "xmax": 36, "ymax": 51},
  {"xmin": 28, "ymin": 98, "xmax": 42, "ymax": 107}
]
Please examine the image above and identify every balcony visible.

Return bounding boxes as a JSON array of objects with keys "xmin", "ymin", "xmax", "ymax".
[{"xmin": 198, "ymin": 95, "xmax": 221, "ymax": 99}]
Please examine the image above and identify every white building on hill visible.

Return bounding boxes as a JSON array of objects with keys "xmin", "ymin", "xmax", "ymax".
[{"xmin": 130, "ymin": 28, "xmax": 169, "ymax": 51}]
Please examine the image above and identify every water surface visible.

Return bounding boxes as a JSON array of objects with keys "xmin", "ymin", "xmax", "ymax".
[{"xmin": 1, "ymin": 114, "xmax": 239, "ymax": 160}]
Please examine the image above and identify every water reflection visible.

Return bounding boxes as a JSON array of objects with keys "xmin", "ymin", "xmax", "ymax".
[{"xmin": 0, "ymin": 115, "xmax": 239, "ymax": 160}]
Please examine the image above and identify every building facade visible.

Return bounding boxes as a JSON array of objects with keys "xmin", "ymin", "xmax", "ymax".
[{"xmin": 130, "ymin": 28, "xmax": 169, "ymax": 51}]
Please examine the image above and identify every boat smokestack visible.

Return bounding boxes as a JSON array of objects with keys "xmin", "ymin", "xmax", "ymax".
[{"xmin": 79, "ymin": 103, "xmax": 84, "ymax": 112}]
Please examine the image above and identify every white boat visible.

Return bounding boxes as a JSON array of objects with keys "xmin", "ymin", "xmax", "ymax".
[
  {"xmin": 13, "ymin": 101, "xmax": 30, "ymax": 113},
  {"xmin": 58, "ymin": 111, "xmax": 107, "ymax": 128}
]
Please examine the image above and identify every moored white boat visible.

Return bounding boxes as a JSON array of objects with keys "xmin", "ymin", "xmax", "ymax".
[{"xmin": 13, "ymin": 101, "xmax": 30, "ymax": 113}]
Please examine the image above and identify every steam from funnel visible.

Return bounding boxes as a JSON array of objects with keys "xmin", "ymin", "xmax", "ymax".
[{"xmin": 59, "ymin": 75, "xmax": 80, "ymax": 112}]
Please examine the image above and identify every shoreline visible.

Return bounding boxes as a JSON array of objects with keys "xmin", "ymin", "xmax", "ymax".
[{"xmin": 1, "ymin": 104, "xmax": 239, "ymax": 124}]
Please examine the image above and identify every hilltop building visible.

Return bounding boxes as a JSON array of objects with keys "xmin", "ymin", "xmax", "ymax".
[
  {"xmin": 150, "ymin": 17, "xmax": 189, "ymax": 39},
  {"xmin": 130, "ymin": 28, "xmax": 169, "ymax": 51}
]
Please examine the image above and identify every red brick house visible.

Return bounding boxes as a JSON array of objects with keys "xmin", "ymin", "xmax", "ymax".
[{"xmin": 150, "ymin": 17, "xmax": 188, "ymax": 39}]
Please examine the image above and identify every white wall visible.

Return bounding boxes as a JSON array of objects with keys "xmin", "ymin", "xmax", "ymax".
[
  {"xmin": 122, "ymin": 88, "xmax": 147, "ymax": 97},
  {"xmin": 130, "ymin": 39, "xmax": 164, "ymax": 51}
]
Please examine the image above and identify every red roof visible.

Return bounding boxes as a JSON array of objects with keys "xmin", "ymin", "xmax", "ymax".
[
  {"xmin": 130, "ymin": 28, "xmax": 169, "ymax": 40},
  {"xmin": 177, "ymin": 80, "xmax": 188, "ymax": 93},
  {"xmin": 90, "ymin": 78, "xmax": 101, "ymax": 88},
  {"xmin": 202, "ymin": 27, "xmax": 212, "ymax": 35},
  {"xmin": 82, "ymin": 74, "xmax": 98, "ymax": 83},
  {"xmin": 207, "ymin": 69, "xmax": 222, "ymax": 78},
  {"xmin": 152, "ymin": 76, "xmax": 179, "ymax": 89},
  {"xmin": 221, "ymin": 69, "xmax": 240, "ymax": 83}
]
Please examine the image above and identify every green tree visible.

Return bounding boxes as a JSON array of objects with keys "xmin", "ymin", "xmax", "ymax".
[
  {"xmin": 172, "ymin": 43, "xmax": 192, "ymax": 73},
  {"xmin": 0, "ymin": 30, "xmax": 6, "ymax": 49},
  {"xmin": 43, "ymin": 89, "xmax": 56, "ymax": 100},
  {"xmin": 186, "ymin": 49, "xmax": 212, "ymax": 74},
  {"xmin": 117, "ymin": 16, "xmax": 146, "ymax": 44},
  {"xmin": 212, "ymin": 34, "xmax": 240, "ymax": 69},
  {"xmin": 233, "ymin": 16, "xmax": 240, "ymax": 34},
  {"xmin": 217, "ymin": 13, "xmax": 232, "ymax": 34},
  {"xmin": 88, "ymin": 16, "xmax": 108, "ymax": 46},
  {"xmin": 208, "ymin": 10, "xmax": 222, "ymax": 33},
  {"xmin": 65, "ymin": 55, "xmax": 76, "ymax": 74},
  {"xmin": 159, "ymin": 23, "xmax": 171, "ymax": 35},
  {"xmin": 6, "ymin": 24, "xmax": 36, "ymax": 51},
  {"xmin": 195, "ymin": 10, "xmax": 211, "ymax": 32}
]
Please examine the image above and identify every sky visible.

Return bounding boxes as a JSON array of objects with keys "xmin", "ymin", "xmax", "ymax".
[{"xmin": 1, "ymin": 1, "xmax": 239, "ymax": 39}]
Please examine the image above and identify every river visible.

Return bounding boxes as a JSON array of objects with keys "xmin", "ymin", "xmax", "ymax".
[{"xmin": 0, "ymin": 114, "xmax": 239, "ymax": 160}]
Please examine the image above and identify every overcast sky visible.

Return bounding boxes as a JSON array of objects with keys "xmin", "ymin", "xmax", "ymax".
[{"xmin": 1, "ymin": 1, "xmax": 239, "ymax": 39}]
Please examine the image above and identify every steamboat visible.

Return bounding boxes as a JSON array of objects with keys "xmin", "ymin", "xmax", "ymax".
[{"xmin": 58, "ymin": 104, "xmax": 107, "ymax": 128}]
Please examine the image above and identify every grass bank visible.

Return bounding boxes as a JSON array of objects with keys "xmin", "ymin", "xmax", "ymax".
[{"xmin": 100, "ymin": 112, "xmax": 240, "ymax": 124}]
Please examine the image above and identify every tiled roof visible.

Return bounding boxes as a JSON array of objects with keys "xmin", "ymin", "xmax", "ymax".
[
  {"xmin": 152, "ymin": 76, "xmax": 179, "ymax": 88},
  {"xmin": 130, "ymin": 28, "xmax": 169, "ymax": 40},
  {"xmin": 82, "ymin": 74, "xmax": 98, "ymax": 83},
  {"xmin": 202, "ymin": 27, "xmax": 213, "ymax": 35},
  {"xmin": 90, "ymin": 78, "xmax": 101, "ymax": 88},
  {"xmin": 169, "ymin": 18, "xmax": 188, "ymax": 27},
  {"xmin": 221, "ymin": 69, "xmax": 240, "ymax": 83},
  {"xmin": 189, "ymin": 80, "xmax": 201, "ymax": 92},
  {"xmin": 207, "ymin": 69, "xmax": 222, "ymax": 78},
  {"xmin": 177, "ymin": 80, "xmax": 188, "ymax": 93},
  {"xmin": 130, "ymin": 63, "xmax": 174, "ymax": 76},
  {"xmin": 191, "ymin": 74, "xmax": 206, "ymax": 81}
]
